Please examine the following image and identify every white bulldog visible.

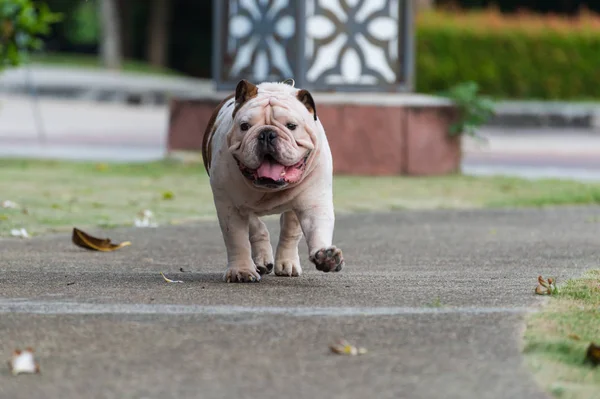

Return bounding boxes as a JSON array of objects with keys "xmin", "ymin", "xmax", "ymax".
[{"xmin": 202, "ymin": 79, "xmax": 344, "ymax": 283}]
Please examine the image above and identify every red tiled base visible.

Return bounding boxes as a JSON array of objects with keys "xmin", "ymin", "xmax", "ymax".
[
  {"xmin": 167, "ymin": 96, "xmax": 460, "ymax": 176},
  {"xmin": 168, "ymin": 98, "xmax": 222, "ymax": 151},
  {"xmin": 405, "ymin": 106, "xmax": 462, "ymax": 176}
]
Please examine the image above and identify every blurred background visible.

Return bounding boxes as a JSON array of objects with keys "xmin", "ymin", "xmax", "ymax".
[
  {"xmin": 24, "ymin": 0, "xmax": 600, "ymax": 83},
  {"xmin": 1, "ymin": 0, "xmax": 600, "ymax": 180}
]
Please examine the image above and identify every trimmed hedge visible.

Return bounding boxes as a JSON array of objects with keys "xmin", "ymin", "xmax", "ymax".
[{"xmin": 416, "ymin": 10, "xmax": 600, "ymax": 100}]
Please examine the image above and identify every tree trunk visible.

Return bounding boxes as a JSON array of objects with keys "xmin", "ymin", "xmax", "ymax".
[
  {"xmin": 98, "ymin": 0, "xmax": 122, "ymax": 70},
  {"xmin": 146, "ymin": 0, "xmax": 171, "ymax": 68},
  {"xmin": 118, "ymin": 0, "xmax": 133, "ymax": 59}
]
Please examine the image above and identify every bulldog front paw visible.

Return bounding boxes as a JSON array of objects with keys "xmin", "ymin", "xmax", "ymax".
[
  {"xmin": 309, "ymin": 246, "xmax": 344, "ymax": 273},
  {"xmin": 252, "ymin": 248, "xmax": 274, "ymax": 275},
  {"xmin": 255, "ymin": 261, "xmax": 274, "ymax": 275},
  {"xmin": 224, "ymin": 263, "xmax": 262, "ymax": 283},
  {"xmin": 274, "ymin": 258, "xmax": 302, "ymax": 277}
]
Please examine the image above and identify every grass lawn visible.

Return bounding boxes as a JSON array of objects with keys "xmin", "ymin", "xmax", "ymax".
[
  {"xmin": 523, "ymin": 271, "xmax": 600, "ymax": 399},
  {"xmin": 27, "ymin": 52, "xmax": 183, "ymax": 76},
  {"xmin": 1, "ymin": 159, "xmax": 600, "ymax": 237}
]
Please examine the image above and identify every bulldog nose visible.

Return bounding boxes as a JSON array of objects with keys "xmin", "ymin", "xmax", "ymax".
[{"xmin": 258, "ymin": 129, "xmax": 277, "ymax": 144}]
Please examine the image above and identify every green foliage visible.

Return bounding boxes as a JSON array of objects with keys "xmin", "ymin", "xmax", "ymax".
[
  {"xmin": 0, "ymin": 0, "xmax": 62, "ymax": 68},
  {"xmin": 416, "ymin": 11, "xmax": 600, "ymax": 100},
  {"xmin": 439, "ymin": 81, "xmax": 495, "ymax": 137},
  {"xmin": 66, "ymin": 0, "xmax": 99, "ymax": 45}
]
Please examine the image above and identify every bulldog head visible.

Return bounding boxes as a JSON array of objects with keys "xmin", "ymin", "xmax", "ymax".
[{"xmin": 227, "ymin": 79, "xmax": 319, "ymax": 190}]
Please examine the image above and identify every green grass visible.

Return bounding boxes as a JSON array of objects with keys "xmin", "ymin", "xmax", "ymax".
[
  {"xmin": 523, "ymin": 271, "xmax": 600, "ymax": 399},
  {"xmin": 1, "ymin": 159, "xmax": 600, "ymax": 237},
  {"xmin": 26, "ymin": 52, "xmax": 183, "ymax": 76}
]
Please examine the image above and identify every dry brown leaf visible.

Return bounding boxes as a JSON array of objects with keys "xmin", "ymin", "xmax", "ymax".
[
  {"xmin": 8, "ymin": 348, "xmax": 40, "ymax": 375},
  {"xmin": 585, "ymin": 343, "xmax": 600, "ymax": 366},
  {"xmin": 568, "ymin": 333, "xmax": 581, "ymax": 341},
  {"xmin": 10, "ymin": 228, "xmax": 29, "ymax": 239},
  {"xmin": 160, "ymin": 272, "xmax": 183, "ymax": 283},
  {"xmin": 535, "ymin": 285, "xmax": 549, "ymax": 295},
  {"xmin": 72, "ymin": 228, "xmax": 131, "ymax": 252},
  {"xmin": 535, "ymin": 275, "xmax": 558, "ymax": 295},
  {"xmin": 329, "ymin": 339, "xmax": 367, "ymax": 356}
]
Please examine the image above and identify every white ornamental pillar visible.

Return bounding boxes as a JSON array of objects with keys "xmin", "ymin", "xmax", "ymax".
[{"xmin": 213, "ymin": 0, "xmax": 414, "ymax": 92}]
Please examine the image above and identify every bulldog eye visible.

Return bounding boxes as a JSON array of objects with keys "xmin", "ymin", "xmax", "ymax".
[
  {"xmin": 240, "ymin": 123, "xmax": 251, "ymax": 131},
  {"xmin": 286, "ymin": 123, "xmax": 297, "ymax": 131}
]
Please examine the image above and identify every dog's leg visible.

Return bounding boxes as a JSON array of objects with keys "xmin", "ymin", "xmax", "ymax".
[
  {"xmin": 274, "ymin": 211, "xmax": 303, "ymax": 277},
  {"xmin": 249, "ymin": 215, "xmax": 274, "ymax": 275},
  {"xmin": 215, "ymin": 201, "xmax": 262, "ymax": 283},
  {"xmin": 296, "ymin": 203, "xmax": 344, "ymax": 273}
]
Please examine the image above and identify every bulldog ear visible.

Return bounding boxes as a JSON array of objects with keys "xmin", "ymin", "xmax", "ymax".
[
  {"xmin": 297, "ymin": 89, "xmax": 317, "ymax": 121},
  {"xmin": 233, "ymin": 79, "xmax": 258, "ymax": 117}
]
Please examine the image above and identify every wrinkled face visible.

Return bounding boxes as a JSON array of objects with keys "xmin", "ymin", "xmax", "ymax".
[{"xmin": 228, "ymin": 82, "xmax": 318, "ymax": 190}]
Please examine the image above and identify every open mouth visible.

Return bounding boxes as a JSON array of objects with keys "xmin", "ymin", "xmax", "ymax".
[{"xmin": 236, "ymin": 153, "xmax": 309, "ymax": 188}]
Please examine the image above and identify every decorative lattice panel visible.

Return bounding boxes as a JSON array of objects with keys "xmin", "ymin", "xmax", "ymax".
[{"xmin": 213, "ymin": 0, "xmax": 414, "ymax": 92}]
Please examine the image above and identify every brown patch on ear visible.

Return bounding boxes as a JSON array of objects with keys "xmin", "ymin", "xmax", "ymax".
[
  {"xmin": 297, "ymin": 89, "xmax": 317, "ymax": 121},
  {"xmin": 233, "ymin": 79, "xmax": 258, "ymax": 118},
  {"xmin": 202, "ymin": 93, "xmax": 235, "ymax": 176}
]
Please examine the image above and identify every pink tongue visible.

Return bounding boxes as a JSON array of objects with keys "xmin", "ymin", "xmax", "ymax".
[{"xmin": 256, "ymin": 160, "xmax": 285, "ymax": 180}]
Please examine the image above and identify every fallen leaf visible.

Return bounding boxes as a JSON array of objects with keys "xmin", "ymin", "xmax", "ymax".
[
  {"xmin": 72, "ymin": 228, "xmax": 131, "ymax": 252},
  {"xmin": 162, "ymin": 191, "xmax": 175, "ymax": 200},
  {"xmin": 329, "ymin": 339, "xmax": 367, "ymax": 356},
  {"xmin": 535, "ymin": 285, "xmax": 550, "ymax": 295},
  {"xmin": 134, "ymin": 209, "xmax": 158, "ymax": 228},
  {"xmin": 585, "ymin": 343, "xmax": 600, "ymax": 366},
  {"xmin": 535, "ymin": 275, "xmax": 558, "ymax": 295},
  {"xmin": 160, "ymin": 272, "xmax": 183, "ymax": 283},
  {"xmin": 10, "ymin": 228, "xmax": 29, "ymax": 239},
  {"xmin": 8, "ymin": 348, "xmax": 40, "ymax": 375},
  {"xmin": 1, "ymin": 200, "xmax": 18, "ymax": 209},
  {"xmin": 568, "ymin": 333, "xmax": 581, "ymax": 341}
]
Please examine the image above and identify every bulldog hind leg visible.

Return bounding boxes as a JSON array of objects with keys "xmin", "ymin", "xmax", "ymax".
[
  {"xmin": 274, "ymin": 211, "xmax": 303, "ymax": 277},
  {"xmin": 249, "ymin": 215, "xmax": 274, "ymax": 275}
]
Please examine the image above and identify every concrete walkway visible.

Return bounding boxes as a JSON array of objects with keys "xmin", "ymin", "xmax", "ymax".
[
  {"xmin": 3, "ymin": 65, "xmax": 600, "ymax": 127},
  {"xmin": 0, "ymin": 65, "xmax": 213, "ymax": 105},
  {"xmin": 463, "ymin": 128, "xmax": 600, "ymax": 182},
  {"xmin": 0, "ymin": 94, "xmax": 167, "ymax": 161},
  {"xmin": 2, "ymin": 92, "xmax": 600, "ymax": 181},
  {"xmin": 1, "ymin": 208, "xmax": 599, "ymax": 398}
]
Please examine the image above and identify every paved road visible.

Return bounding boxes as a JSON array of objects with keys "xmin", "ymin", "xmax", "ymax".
[
  {"xmin": 0, "ymin": 94, "xmax": 168, "ymax": 161},
  {"xmin": 1, "ymin": 208, "xmax": 599, "ymax": 398},
  {"xmin": 0, "ymin": 65, "xmax": 213, "ymax": 105},
  {"xmin": 463, "ymin": 128, "xmax": 600, "ymax": 181}
]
